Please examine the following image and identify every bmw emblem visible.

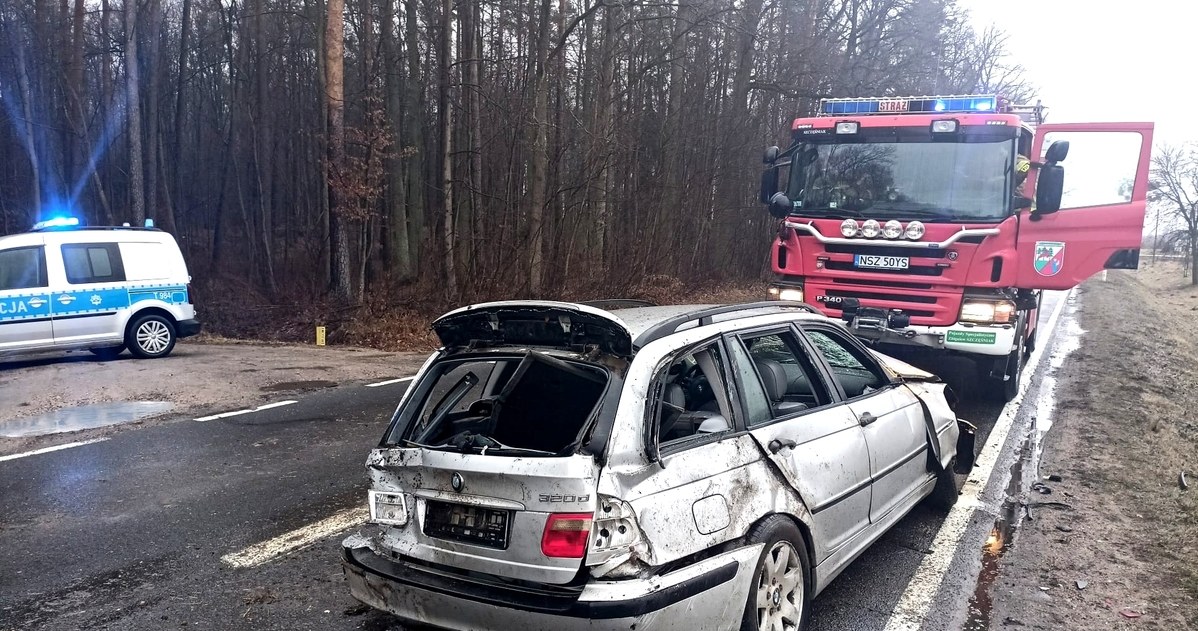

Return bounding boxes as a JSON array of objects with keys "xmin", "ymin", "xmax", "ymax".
[{"xmin": 451, "ymin": 472, "xmax": 464, "ymax": 493}]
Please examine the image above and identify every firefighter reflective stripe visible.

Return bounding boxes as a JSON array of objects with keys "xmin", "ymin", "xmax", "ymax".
[{"xmin": 0, "ymin": 291, "xmax": 53, "ymax": 323}]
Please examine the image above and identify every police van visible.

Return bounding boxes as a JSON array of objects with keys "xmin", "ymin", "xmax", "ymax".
[{"xmin": 0, "ymin": 219, "xmax": 200, "ymax": 361}]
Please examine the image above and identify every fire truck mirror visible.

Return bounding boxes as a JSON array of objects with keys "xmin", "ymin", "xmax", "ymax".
[
  {"xmin": 768, "ymin": 193, "xmax": 793, "ymax": 219},
  {"xmin": 760, "ymin": 169, "xmax": 779, "ymax": 204},
  {"xmin": 1045, "ymin": 140, "xmax": 1070, "ymax": 163},
  {"xmin": 763, "ymin": 146, "xmax": 780, "ymax": 164},
  {"xmin": 1034, "ymin": 164, "xmax": 1065, "ymax": 215}
]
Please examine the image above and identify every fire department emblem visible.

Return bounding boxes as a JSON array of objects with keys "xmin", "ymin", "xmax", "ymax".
[{"xmin": 1034, "ymin": 241, "xmax": 1065, "ymax": 277}]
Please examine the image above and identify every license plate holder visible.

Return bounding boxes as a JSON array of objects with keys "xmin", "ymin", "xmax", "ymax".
[
  {"xmin": 854, "ymin": 254, "xmax": 909, "ymax": 270},
  {"xmin": 423, "ymin": 500, "xmax": 512, "ymax": 550}
]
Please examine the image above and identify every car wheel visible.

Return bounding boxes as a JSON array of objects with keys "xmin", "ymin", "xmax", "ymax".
[
  {"xmin": 127, "ymin": 314, "xmax": 177, "ymax": 359},
  {"xmin": 927, "ymin": 457, "xmax": 963, "ymax": 512},
  {"xmin": 89, "ymin": 345, "xmax": 125, "ymax": 361},
  {"xmin": 740, "ymin": 516, "xmax": 811, "ymax": 631}
]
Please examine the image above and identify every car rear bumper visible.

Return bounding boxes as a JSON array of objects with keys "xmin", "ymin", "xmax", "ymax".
[
  {"xmin": 177, "ymin": 319, "xmax": 202, "ymax": 338},
  {"xmin": 342, "ymin": 535, "xmax": 760, "ymax": 631}
]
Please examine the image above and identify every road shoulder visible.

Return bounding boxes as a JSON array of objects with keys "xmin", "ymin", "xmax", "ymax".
[{"xmin": 987, "ymin": 266, "xmax": 1198, "ymax": 629}]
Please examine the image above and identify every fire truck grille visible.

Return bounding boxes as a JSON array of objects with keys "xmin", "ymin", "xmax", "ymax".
[
  {"xmin": 825, "ymin": 261, "xmax": 943, "ymax": 276},
  {"xmin": 824, "ymin": 289, "xmax": 937, "ymax": 304},
  {"xmin": 823, "ymin": 243, "xmax": 949, "ymax": 259},
  {"xmin": 817, "ymin": 288, "xmax": 939, "ymax": 319}
]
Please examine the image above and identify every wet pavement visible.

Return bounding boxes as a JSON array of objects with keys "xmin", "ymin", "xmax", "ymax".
[
  {"xmin": 0, "ymin": 292, "xmax": 1069, "ymax": 631},
  {"xmin": 0, "ymin": 401, "xmax": 174, "ymax": 438}
]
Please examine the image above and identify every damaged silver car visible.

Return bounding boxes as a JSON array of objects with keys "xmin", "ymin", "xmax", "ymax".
[{"xmin": 342, "ymin": 300, "xmax": 974, "ymax": 631}]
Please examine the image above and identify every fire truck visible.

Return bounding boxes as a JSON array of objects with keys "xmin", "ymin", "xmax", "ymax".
[{"xmin": 759, "ymin": 95, "xmax": 1153, "ymax": 400}]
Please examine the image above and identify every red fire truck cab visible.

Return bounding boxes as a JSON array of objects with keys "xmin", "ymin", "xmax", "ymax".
[{"xmin": 760, "ymin": 95, "xmax": 1153, "ymax": 400}]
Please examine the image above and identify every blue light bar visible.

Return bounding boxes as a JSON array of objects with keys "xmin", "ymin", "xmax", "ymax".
[
  {"xmin": 819, "ymin": 95, "xmax": 999, "ymax": 117},
  {"xmin": 32, "ymin": 216, "xmax": 81, "ymax": 230}
]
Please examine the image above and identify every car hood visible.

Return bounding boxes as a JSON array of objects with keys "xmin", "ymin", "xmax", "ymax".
[
  {"xmin": 871, "ymin": 350, "xmax": 939, "ymax": 382},
  {"xmin": 431, "ymin": 301, "xmax": 634, "ymax": 358}
]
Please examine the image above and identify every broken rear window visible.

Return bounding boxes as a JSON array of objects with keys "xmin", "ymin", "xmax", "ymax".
[{"xmin": 385, "ymin": 352, "xmax": 608, "ymax": 456}]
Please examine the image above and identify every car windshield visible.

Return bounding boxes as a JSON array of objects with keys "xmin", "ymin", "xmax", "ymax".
[
  {"xmin": 385, "ymin": 351, "xmax": 608, "ymax": 456},
  {"xmin": 785, "ymin": 131, "xmax": 1016, "ymax": 222}
]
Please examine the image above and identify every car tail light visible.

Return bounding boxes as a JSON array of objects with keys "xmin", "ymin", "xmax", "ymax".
[{"xmin": 541, "ymin": 513, "xmax": 592, "ymax": 558}]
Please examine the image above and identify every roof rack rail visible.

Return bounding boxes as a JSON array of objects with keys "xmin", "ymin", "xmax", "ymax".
[
  {"xmin": 580, "ymin": 299, "xmax": 658, "ymax": 310},
  {"xmin": 633, "ymin": 301, "xmax": 819, "ymax": 349}
]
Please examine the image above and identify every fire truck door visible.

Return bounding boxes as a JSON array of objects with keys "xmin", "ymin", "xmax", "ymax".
[{"xmin": 1016, "ymin": 122, "xmax": 1154, "ymax": 290}]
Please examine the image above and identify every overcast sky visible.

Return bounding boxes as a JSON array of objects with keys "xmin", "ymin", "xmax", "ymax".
[{"xmin": 961, "ymin": 0, "xmax": 1189, "ymax": 148}]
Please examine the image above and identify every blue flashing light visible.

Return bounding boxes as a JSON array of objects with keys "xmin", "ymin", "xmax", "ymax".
[
  {"xmin": 818, "ymin": 95, "xmax": 1000, "ymax": 117},
  {"xmin": 32, "ymin": 216, "xmax": 81, "ymax": 231},
  {"xmin": 145, "ymin": 218, "xmax": 155, "ymax": 228}
]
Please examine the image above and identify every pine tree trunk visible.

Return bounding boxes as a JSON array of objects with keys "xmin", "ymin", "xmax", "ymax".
[
  {"xmin": 326, "ymin": 0, "xmax": 353, "ymax": 302},
  {"xmin": 125, "ymin": 0, "xmax": 146, "ymax": 224}
]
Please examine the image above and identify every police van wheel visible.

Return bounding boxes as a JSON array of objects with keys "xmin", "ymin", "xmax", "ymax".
[
  {"xmin": 90, "ymin": 345, "xmax": 125, "ymax": 361},
  {"xmin": 127, "ymin": 315, "xmax": 177, "ymax": 359}
]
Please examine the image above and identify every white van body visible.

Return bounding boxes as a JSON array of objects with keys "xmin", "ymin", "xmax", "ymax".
[{"xmin": 0, "ymin": 226, "xmax": 200, "ymax": 360}]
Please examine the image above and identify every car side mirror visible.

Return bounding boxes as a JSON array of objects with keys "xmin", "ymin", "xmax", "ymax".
[
  {"xmin": 697, "ymin": 415, "xmax": 731, "ymax": 434},
  {"xmin": 767, "ymin": 192, "xmax": 793, "ymax": 219},
  {"xmin": 1044, "ymin": 140, "xmax": 1070, "ymax": 163},
  {"xmin": 1034, "ymin": 164, "xmax": 1064, "ymax": 216}
]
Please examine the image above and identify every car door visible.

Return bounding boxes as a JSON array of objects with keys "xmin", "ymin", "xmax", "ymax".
[
  {"xmin": 0, "ymin": 244, "xmax": 54, "ymax": 352},
  {"xmin": 730, "ymin": 327, "xmax": 873, "ymax": 562},
  {"xmin": 50, "ymin": 241, "xmax": 129, "ymax": 345},
  {"xmin": 801, "ymin": 324, "xmax": 927, "ymax": 524},
  {"xmin": 623, "ymin": 337, "xmax": 773, "ymax": 563},
  {"xmin": 1017, "ymin": 122, "xmax": 1154, "ymax": 289}
]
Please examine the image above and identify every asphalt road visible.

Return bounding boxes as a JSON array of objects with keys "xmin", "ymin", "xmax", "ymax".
[{"xmin": 0, "ymin": 294, "xmax": 1063, "ymax": 631}]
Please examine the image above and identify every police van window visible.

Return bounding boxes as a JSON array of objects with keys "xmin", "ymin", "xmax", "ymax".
[
  {"xmin": 62, "ymin": 244, "xmax": 126, "ymax": 284},
  {"xmin": 0, "ymin": 247, "xmax": 48, "ymax": 291},
  {"xmin": 804, "ymin": 328, "xmax": 887, "ymax": 398}
]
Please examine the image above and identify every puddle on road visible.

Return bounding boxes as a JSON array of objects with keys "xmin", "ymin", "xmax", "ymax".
[
  {"xmin": 962, "ymin": 301, "xmax": 1085, "ymax": 629},
  {"xmin": 0, "ymin": 401, "xmax": 174, "ymax": 438}
]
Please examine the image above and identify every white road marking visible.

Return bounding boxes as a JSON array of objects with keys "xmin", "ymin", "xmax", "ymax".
[
  {"xmin": 0, "ymin": 438, "xmax": 110, "ymax": 463},
  {"xmin": 365, "ymin": 376, "xmax": 415, "ymax": 388},
  {"xmin": 254, "ymin": 400, "xmax": 298, "ymax": 411},
  {"xmin": 883, "ymin": 290, "xmax": 1072, "ymax": 631},
  {"xmin": 221, "ymin": 506, "xmax": 369, "ymax": 568},
  {"xmin": 193, "ymin": 409, "xmax": 254, "ymax": 422},
  {"xmin": 194, "ymin": 400, "xmax": 297, "ymax": 422}
]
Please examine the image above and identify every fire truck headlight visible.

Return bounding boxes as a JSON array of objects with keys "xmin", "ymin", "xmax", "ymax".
[
  {"xmin": 931, "ymin": 119, "xmax": 959, "ymax": 133},
  {"xmin": 840, "ymin": 219, "xmax": 859, "ymax": 237},
  {"xmin": 960, "ymin": 299, "xmax": 1017, "ymax": 324},
  {"xmin": 905, "ymin": 221, "xmax": 925, "ymax": 240},
  {"xmin": 882, "ymin": 220, "xmax": 903, "ymax": 239},
  {"xmin": 768, "ymin": 286, "xmax": 804, "ymax": 302},
  {"xmin": 861, "ymin": 219, "xmax": 881, "ymax": 238},
  {"xmin": 835, "ymin": 121, "xmax": 859, "ymax": 134}
]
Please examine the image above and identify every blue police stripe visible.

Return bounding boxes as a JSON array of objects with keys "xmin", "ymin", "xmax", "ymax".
[{"xmin": 0, "ymin": 283, "xmax": 189, "ymax": 323}]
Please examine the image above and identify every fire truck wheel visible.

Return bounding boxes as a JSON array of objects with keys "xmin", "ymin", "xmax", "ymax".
[{"xmin": 1000, "ymin": 345, "xmax": 1023, "ymax": 402}]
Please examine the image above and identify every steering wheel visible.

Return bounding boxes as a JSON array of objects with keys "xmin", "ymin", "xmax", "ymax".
[{"xmin": 676, "ymin": 364, "xmax": 712, "ymax": 408}]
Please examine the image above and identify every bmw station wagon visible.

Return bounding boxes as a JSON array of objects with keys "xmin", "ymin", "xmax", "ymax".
[{"xmin": 342, "ymin": 300, "xmax": 973, "ymax": 631}]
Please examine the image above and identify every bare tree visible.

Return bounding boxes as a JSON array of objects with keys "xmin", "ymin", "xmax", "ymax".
[{"xmin": 1149, "ymin": 144, "xmax": 1198, "ymax": 285}]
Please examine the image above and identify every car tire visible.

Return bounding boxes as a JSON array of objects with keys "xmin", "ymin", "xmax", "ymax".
[
  {"xmin": 740, "ymin": 516, "xmax": 811, "ymax": 631},
  {"xmin": 126, "ymin": 314, "xmax": 177, "ymax": 359},
  {"xmin": 927, "ymin": 457, "xmax": 963, "ymax": 512},
  {"xmin": 89, "ymin": 345, "xmax": 125, "ymax": 361}
]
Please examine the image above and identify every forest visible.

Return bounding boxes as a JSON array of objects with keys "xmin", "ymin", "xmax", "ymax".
[{"xmin": 0, "ymin": 0, "xmax": 1030, "ymax": 338}]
